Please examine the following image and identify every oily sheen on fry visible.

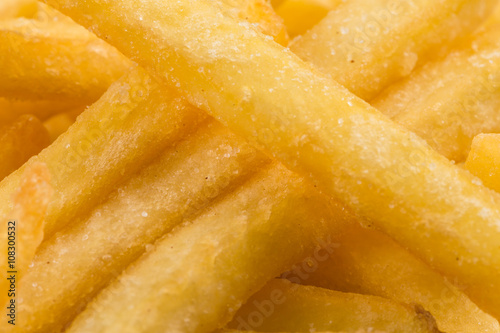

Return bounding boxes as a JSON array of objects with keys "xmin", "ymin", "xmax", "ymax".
[{"xmin": 44, "ymin": 0, "xmax": 500, "ymax": 316}]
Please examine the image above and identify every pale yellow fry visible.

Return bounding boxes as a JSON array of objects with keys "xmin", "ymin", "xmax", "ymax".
[
  {"xmin": 0, "ymin": 0, "xmax": 37, "ymax": 19},
  {"xmin": 66, "ymin": 163, "xmax": 350, "ymax": 333},
  {"xmin": 0, "ymin": 97, "xmax": 83, "ymax": 126},
  {"xmin": 372, "ymin": 24, "xmax": 500, "ymax": 162},
  {"xmin": 289, "ymin": 0, "xmax": 498, "ymax": 100},
  {"xmin": 466, "ymin": 134, "xmax": 500, "ymax": 195},
  {"xmin": 228, "ymin": 279, "xmax": 438, "ymax": 333},
  {"xmin": 276, "ymin": 0, "xmax": 341, "ymax": 38},
  {"xmin": 44, "ymin": 0, "xmax": 500, "ymax": 315},
  {"xmin": 11, "ymin": 162, "xmax": 52, "ymax": 277},
  {"xmin": 43, "ymin": 107, "xmax": 83, "ymax": 143},
  {"xmin": 301, "ymin": 225, "xmax": 500, "ymax": 332},
  {"xmin": 0, "ymin": 115, "xmax": 50, "ymax": 181},
  {"xmin": 12, "ymin": 120, "xmax": 269, "ymax": 333},
  {"xmin": 228, "ymin": 0, "xmax": 288, "ymax": 45},
  {"xmin": 0, "ymin": 19, "xmax": 131, "ymax": 102},
  {"xmin": 0, "ymin": 67, "xmax": 205, "ymax": 241},
  {"xmin": 0, "ymin": 163, "xmax": 52, "ymax": 319}
]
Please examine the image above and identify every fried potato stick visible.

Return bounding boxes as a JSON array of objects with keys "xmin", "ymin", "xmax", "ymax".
[
  {"xmin": 0, "ymin": 19, "xmax": 131, "ymax": 102},
  {"xmin": 227, "ymin": 279, "xmax": 439, "ymax": 333},
  {"xmin": 66, "ymin": 163, "xmax": 351, "ymax": 333},
  {"xmin": 0, "ymin": 67, "xmax": 205, "ymax": 241},
  {"xmin": 10, "ymin": 120, "xmax": 268, "ymax": 333},
  {"xmin": 276, "ymin": 0, "xmax": 341, "ymax": 38},
  {"xmin": 228, "ymin": 0, "xmax": 288, "ymax": 45},
  {"xmin": 466, "ymin": 134, "xmax": 500, "ymax": 194},
  {"xmin": 373, "ymin": 24, "xmax": 500, "ymax": 162},
  {"xmin": 0, "ymin": 163, "xmax": 52, "ymax": 314},
  {"xmin": 0, "ymin": 115, "xmax": 50, "ymax": 181},
  {"xmin": 300, "ymin": 225, "xmax": 500, "ymax": 332},
  {"xmin": 44, "ymin": 0, "xmax": 500, "ymax": 315},
  {"xmin": 0, "ymin": 0, "xmax": 37, "ymax": 19},
  {"xmin": 289, "ymin": 0, "xmax": 498, "ymax": 100}
]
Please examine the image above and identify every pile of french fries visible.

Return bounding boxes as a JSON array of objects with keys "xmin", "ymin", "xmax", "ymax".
[{"xmin": 2, "ymin": 0, "xmax": 500, "ymax": 332}]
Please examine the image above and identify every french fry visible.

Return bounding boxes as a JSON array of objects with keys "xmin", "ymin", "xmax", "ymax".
[
  {"xmin": 229, "ymin": 0, "xmax": 288, "ymax": 45},
  {"xmin": 43, "ymin": 107, "xmax": 83, "ymax": 142},
  {"xmin": 227, "ymin": 279, "xmax": 439, "ymax": 333},
  {"xmin": 0, "ymin": 115, "xmax": 50, "ymax": 181},
  {"xmin": 0, "ymin": 0, "xmax": 37, "ymax": 19},
  {"xmin": 0, "ymin": 97, "xmax": 83, "ymax": 126},
  {"xmin": 0, "ymin": 67, "xmax": 205, "ymax": 242},
  {"xmin": 276, "ymin": 0, "xmax": 341, "ymax": 38},
  {"xmin": 44, "ymin": 0, "xmax": 500, "ymax": 316},
  {"xmin": 465, "ymin": 134, "xmax": 500, "ymax": 194},
  {"xmin": 372, "ymin": 24, "xmax": 500, "ymax": 162},
  {"xmin": 288, "ymin": 0, "xmax": 498, "ymax": 100},
  {"xmin": 0, "ymin": 19, "xmax": 131, "ymax": 102},
  {"xmin": 0, "ymin": 162, "xmax": 52, "ymax": 324},
  {"xmin": 300, "ymin": 225, "xmax": 500, "ymax": 332},
  {"xmin": 11, "ymin": 119, "xmax": 269, "ymax": 333},
  {"xmin": 66, "ymin": 163, "xmax": 351, "ymax": 333}
]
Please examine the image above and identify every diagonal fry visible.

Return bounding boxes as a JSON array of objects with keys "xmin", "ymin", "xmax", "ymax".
[
  {"xmin": 43, "ymin": 0, "xmax": 500, "ymax": 316},
  {"xmin": 227, "ymin": 279, "xmax": 439, "ymax": 333},
  {"xmin": 300, "ymin": 225, "xmax": 500, "ymax": 331},
  {"xmin": 0, "ymin": 67, "xmax": 205, "ymax": 241},
  {"xmin": 372, "ymin": 24, "xmax": 500, "ymax": 162},
  {"xmin": 66, "ymin": 163, "xmax": 351, "ymax": 333},
  {"xmin": 0, "ymin": 18, "xmax": 132, "ymax": 102},
  {"xmin": 0, "ymin": 115, "xmax": 50, "ymax": 181},
  {"xmin": 12, "ymin": 120, "xmax": 269, "ymax": 333},
  {"xmin": 288, "ymin": 0, "xmax": 498, "ymax": 100}
]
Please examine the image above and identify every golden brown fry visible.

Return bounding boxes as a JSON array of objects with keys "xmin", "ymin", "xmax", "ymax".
[
  {"xmin": 44, "ymin": 0, "xmax": 500, "ymax": 316},
  {"xmin": 13, "ymin": 120, "xmax": 269, "ymax": 333},
  {"xmin": 289, "ymin": 0, "xmax": 498, "ymax": 100},
  {"xmin": 276, "ymin": 0, "xmax": 341, "ymax": 38},
  {"xmin": 11, "ymin": 162, "xmax": 53, "ymax": 278},
  {"xmin": 66, "ymin": 163, "xmax": 350, "ymax": 333},
  {"xmin": 372, "ymin": 24, "xmax": 500, "ymax": 162},
  {"xmin": 0, "ymin": 67, "xmax": 205, "ymax": 241},
  {"xmin": 0, "ymin": 115, "xmax": 50, "ymax": 181},
  {"xmin": 0, "ymin": 0, "xmax": 37, "ymax": 19},
  {"xmin": 465, "ymin": 134, "xmax": 500, "ymax": 194},
  {"xmin": 228, "ymin": 279, "xmax": 439, "ymax": 333},
  {"xmin": 0, "ymin": 19, "xmax": 131, "ymax": 102},
  {"xmin": 43, "ymin": 107, "xmax": 83, "ymax": 142},
  {"xmin": 300, "ymin": 225, "xmax": 500, "ymax": 332},
  {"xmin": 0, "ymin": 162, "xmax": 52, "ymax": 323}
]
